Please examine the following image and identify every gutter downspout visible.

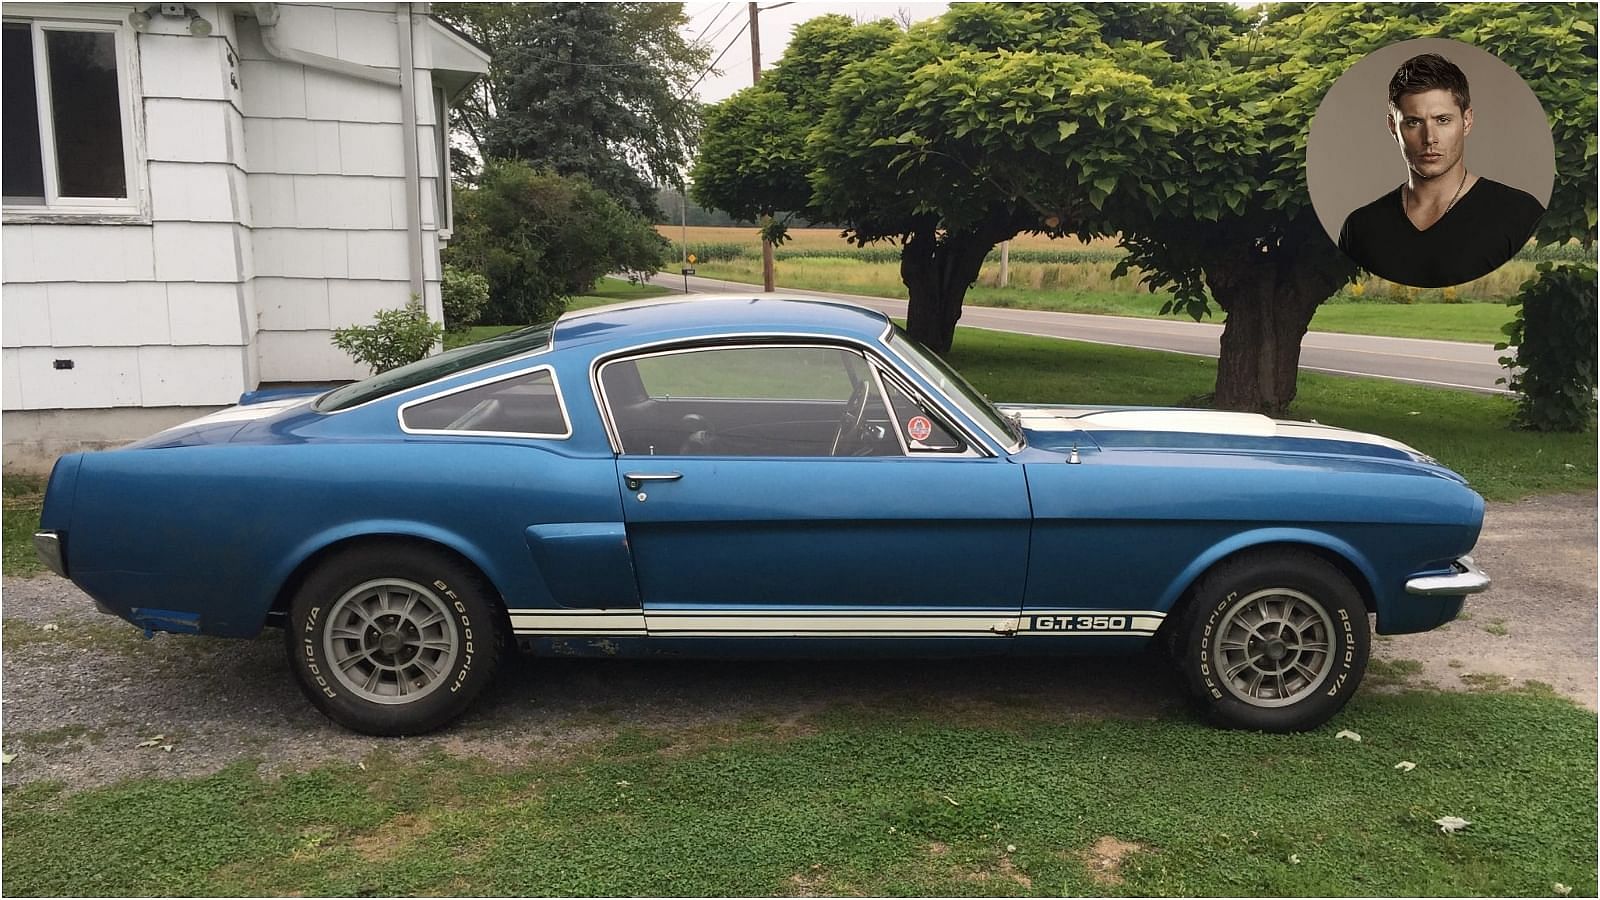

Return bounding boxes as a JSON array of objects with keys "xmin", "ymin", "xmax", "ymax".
[
  {"xmin": 250, "ymin": 2, "xmax": 427, "ymax": 302},
  {"xmin": 251, "ymin": 3, "xmax": 398, "ymax": 85},
  {"xmin": 395, "ymin": 3, "xmax": 426, "ymax": 301}
]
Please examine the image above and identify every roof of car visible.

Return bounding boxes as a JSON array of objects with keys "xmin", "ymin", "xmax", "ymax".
[{"xmin": 552, "ymin": 295, "xmax": 893, "ymax": 349}]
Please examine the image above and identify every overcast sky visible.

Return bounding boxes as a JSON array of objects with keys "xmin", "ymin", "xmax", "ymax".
[{"xmin": 680, "ymin": 1, "xmax": 950, "ymax": 104}]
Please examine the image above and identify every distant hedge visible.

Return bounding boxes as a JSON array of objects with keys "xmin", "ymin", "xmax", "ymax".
[
  {"xmin": 668, "ymin": 243, "xmax": 1128, "ymax": 265},
  {"xmin": 1519, "ymin": 241, "xmax": 1595, "ymax": 263}
]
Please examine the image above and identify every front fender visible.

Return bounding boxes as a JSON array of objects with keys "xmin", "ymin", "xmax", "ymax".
[{"xmin": 1154, "ymin": 527, "xmax": 1381, "ymax": 614}]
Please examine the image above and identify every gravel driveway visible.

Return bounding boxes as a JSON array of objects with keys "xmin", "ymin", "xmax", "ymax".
[{"xmin": 3, "ymin": 491, "xmax": 1593, "ymax": 791}]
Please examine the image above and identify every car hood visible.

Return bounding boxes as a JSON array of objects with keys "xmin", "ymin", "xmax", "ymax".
[{"xmin": 998, "ymin": 403, "xmax": 1457, "ymax": 475}]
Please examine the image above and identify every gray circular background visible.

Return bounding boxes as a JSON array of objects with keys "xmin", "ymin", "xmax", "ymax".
[{"xmin": 1307, "ymin": 38, "xmax": 1555, "ymax": 247}]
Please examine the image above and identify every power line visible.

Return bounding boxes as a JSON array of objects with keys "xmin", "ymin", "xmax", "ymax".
[
  {"xmin": 692, "ymin": 2, "xmax": 733, "ymax": 44},
  {"xmin": 676, "ymin": 17, "xmax": 750, "ymax": 106},
  {"xmin": 699, "ymin": 4, "xmax": 745, "ymax": 50}
]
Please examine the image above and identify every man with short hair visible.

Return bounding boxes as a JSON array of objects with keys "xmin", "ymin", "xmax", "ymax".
[{"xmin": 1337, "ymin": 52, "xmax": 1544, "ymax": 288}]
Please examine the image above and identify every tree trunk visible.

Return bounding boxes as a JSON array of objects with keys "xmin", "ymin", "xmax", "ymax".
[
  {"xmin": 1203, "ymin": 215, "xmax": 1354, "ymax": 416},
  {"xmin": 1209, "ymin": 279, "xmax": 1316, "ymax": 416},
  {"xmin": 899, "ymin": 219, "xmax": 1012, "ymax": 354}
]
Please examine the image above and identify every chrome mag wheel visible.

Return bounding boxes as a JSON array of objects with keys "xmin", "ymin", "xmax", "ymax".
[
  {"xmin": 322, "ymin": 578, "xmax": 461, "ymax": 704},
  {"xmin": 1210, "ymin": 588, "xmax": 1336, "ymax": 708}
]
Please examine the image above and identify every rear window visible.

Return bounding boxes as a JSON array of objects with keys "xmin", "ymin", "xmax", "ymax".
[{"xmin": 313, "ymin": 324, "xmax": 554, "ymax": 412}]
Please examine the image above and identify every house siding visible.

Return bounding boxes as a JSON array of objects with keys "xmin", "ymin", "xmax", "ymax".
[
  {"xmin": 3, "ymin": 4, "xmax": 250, "ymax": 421},
  {"xmin": 235, "ymin": 2, "xmax": 451, "ymax": 383},
  {"xmin": 2, "ymin": 2, "xmax": 477, "ymax": 467}
]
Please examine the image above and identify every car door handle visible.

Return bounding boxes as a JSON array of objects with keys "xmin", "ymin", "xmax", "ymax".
[{"xmin": 623, "ymin": 472, "xmax": 683, "ymax": 490}]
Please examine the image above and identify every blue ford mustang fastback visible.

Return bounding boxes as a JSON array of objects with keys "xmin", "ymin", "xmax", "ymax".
[{"xmin": 34, "ymin": 296, "xmax": 1489, "ymax": 735}]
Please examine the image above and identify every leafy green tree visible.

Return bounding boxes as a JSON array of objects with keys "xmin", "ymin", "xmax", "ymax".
[
  {"xmin": 1116, "ymin": 2, "xmax": 1597, "ymax": 412},
  {"xmin": 446, "ymin": 160, "xmax": 670, "ymax": 324},
  {"xmin": 808, "ymin": 4, "xmax": 1233, "ymax": 353},
  {"xmin": 697, "ymin": 5, "xmax": 1245, "ymax": 353},
  {"xmin": 692, "ymin": 15, "xmax": 900, "ymax": 228},
  {"xmin": 436, "ymin": 3, "xmax": 708, "ymax": 216},
  {"xmin": 693, "ymin": 2, "xmax": 1597, "ymax": 415}
]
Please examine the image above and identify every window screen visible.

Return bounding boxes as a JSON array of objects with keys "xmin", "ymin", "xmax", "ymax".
[{"xmin": 45, "ymin": 29, "xmax": 125, "ymax": 198}]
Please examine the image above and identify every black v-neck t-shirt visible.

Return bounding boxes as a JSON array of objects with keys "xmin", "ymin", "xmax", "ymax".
[{"xmin": 1336, "ymin": 178, "xmax": 1544, "ymax": 288}]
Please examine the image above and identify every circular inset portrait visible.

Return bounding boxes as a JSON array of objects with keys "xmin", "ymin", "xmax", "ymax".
[{"xmin": 1307, "ymin": 39, "xmax": 1554, "ymax": 289}]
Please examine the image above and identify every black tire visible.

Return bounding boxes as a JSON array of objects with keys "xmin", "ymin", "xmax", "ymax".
[
  {"xmin": 285, "ymin": 543, "xmax": 504, "ymax": 736},
  {"xmin": 1175, "ymin": 549, "xmax": 1369, "ymax": 733}
]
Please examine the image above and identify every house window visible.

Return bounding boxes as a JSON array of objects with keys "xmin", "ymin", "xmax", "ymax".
[
  {"xmin": 433, "ymin": 83, "xmax": 453, "ymax": 233},
  {"xmin": 2, "ymin": 17, "xmax": 137, "ymax": 212}
]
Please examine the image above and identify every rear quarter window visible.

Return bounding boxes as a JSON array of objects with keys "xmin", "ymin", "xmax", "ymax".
[{"xmin": 400, "ymin": 368, "xmax": 570, "ymax": 437}]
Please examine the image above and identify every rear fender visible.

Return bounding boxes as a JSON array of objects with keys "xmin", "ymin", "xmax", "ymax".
[
  {"xmin": 264, "ymin": 519, "xmax": 511, "ymax": 619},
  {"xmin": 39, "ymin": 452, "xmax": 83, "ymax": 532}
]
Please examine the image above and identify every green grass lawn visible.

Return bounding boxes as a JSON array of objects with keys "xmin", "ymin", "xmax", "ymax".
[
  {"xmin": 2, "ymin": 691, "xmax": 1593, "ymax": 896},
  {"xmin": 3, "ymin": 474, "xmax": 45, "ymax": 577},
  {"xmin": 688, "ymin": 260, "xmax": 1516, "ymax": 344}
]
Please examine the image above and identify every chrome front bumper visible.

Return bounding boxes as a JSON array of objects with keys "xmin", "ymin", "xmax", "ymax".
[
  {"xmin": 1405, "ymin": 555, "xmax": 1491, "ymax": 597},
  {"xmin": 32, "ymin": 531, "xmax": 66, "ymax": 578}
]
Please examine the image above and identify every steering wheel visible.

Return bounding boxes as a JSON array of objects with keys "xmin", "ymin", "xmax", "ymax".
[
  {"xmin": 829, "ymin": 381, "xmax": 871, "ymax": 456},
  {"xmin": 677, "ymin": 413, "xmax": 715, "ymax": 455}
]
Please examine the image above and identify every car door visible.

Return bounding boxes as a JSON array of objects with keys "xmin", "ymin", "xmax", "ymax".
[{"xmin": 597, "ymin": 341, "xmax": 1031, "ymax": 645}]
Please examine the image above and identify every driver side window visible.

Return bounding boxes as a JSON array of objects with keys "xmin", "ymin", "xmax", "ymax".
[{"xmin": 600, "ymin": 345, "xmax": 899, "ymax": 457}]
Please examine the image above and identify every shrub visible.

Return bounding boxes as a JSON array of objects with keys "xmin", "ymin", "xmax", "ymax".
[
  {"xmin": 332, "ymin": 299, "xmax": 444, "ymax": 374},
  {"xmin": 447, "ymin": 160, "xmax": 669, "ymax": 325},
  {"xmin": 441, "ymin": 264, "xmax": 490, "ymax": 333},
  {"xmin": 1496, "ymin": 261, "xmax": 1597, "ymax": 432},
  {"xmin": 661, "ymin": 245, "xmax": 1129, "ymax": 266}
]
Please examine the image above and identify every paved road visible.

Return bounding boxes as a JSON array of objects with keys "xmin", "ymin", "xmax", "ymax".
[{"xmin": 644, "ymin": 272, "xmax": 1511, "ymax": 394}]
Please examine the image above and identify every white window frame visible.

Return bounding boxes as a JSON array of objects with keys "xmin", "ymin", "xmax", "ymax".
[
  {"xmin": 2, "ymin": 7, "xmax": 146, "ymax": 221},
  {"xmin": 433, "ymin": 81, "xmax": 453, "ymax": 238},
  {"xmin": 397, "ymin": 365, "xmax": 572, "ymax": 440}
]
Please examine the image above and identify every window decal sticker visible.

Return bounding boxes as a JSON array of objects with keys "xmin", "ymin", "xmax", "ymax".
[{"xmin": 906, "ymin": 415, "xmax": 933, "ymax": 443}]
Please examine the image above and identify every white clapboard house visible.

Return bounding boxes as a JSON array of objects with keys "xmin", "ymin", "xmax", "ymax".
[{"xmin": 1, "ymin": 2, "xmax": 488, "ymax": 469}]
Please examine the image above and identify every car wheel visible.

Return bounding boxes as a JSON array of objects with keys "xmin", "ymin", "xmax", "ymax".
[
  {"xmin": 286, "ymin": 544, "xmax": 504, "ymax": 736},
  {"xmin": 1176, "ymin": 549, "xmax": 1369, "ymax": 733}
]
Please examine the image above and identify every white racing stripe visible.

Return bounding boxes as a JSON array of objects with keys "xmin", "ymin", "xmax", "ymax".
[
  {"xmin": 507, "ymin": 608, "xmax": 1165, "ymax": 637},
  {"xmin": 156, "ymin": 396, "xmax": 309, "ymax": 433},
  {"xmin": 509, "ymin": 611, "xmax": 646, "ymax": 634},
  {"xmin": 999, "ymin": 404, "xmax": 1427, "ymax": 457}
]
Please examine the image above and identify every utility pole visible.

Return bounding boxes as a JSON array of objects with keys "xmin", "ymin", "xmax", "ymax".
[{"xmin": 750, "ymin": 1, "xmax": 775, "ymax": 292}]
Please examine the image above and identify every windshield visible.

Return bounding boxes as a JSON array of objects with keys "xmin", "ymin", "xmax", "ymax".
[
  {"xmin": 314, "ymin": 323, "xmax": 555, "ymax": 412},
  {"xmin": 886, "ymin": 326, "xmax": 1023, "ymax": 450}
]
